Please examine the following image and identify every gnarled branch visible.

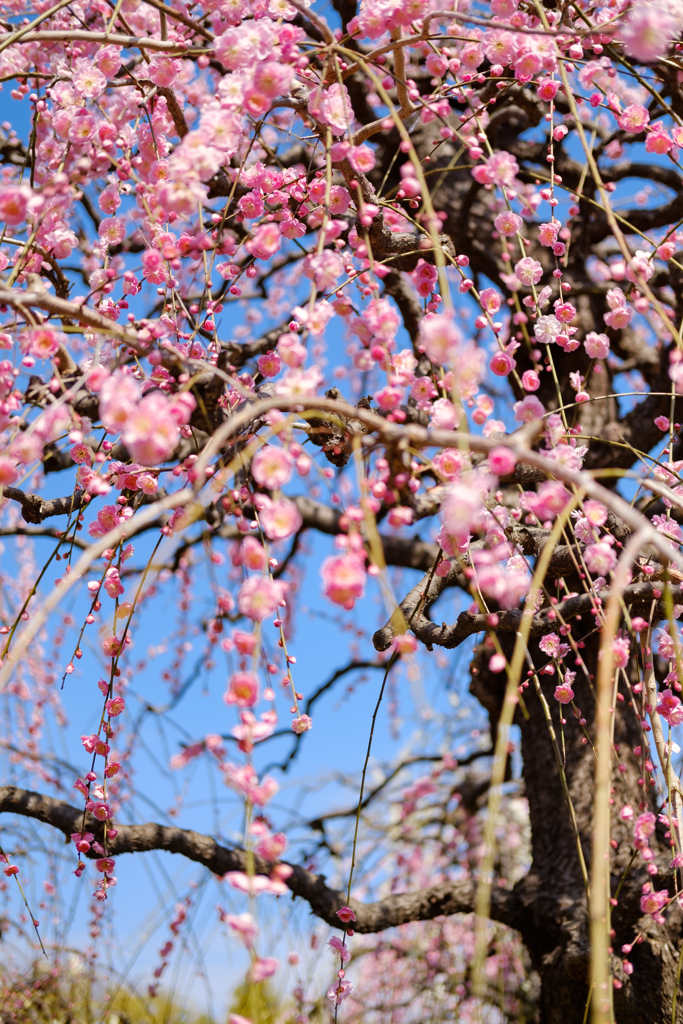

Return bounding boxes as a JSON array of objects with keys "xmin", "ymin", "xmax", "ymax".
[{"xmin": 0, "ymin": 785, "xmax": 522, "ymax": 933}]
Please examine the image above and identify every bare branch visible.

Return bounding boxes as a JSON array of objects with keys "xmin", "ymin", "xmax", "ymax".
[
  {"xmin": 379, "ymin": 581, "xmax": 683, "ymax": 653},
  {"xmin": 1, "ymin": 485, "xmax": 86, "ymax": 524}
]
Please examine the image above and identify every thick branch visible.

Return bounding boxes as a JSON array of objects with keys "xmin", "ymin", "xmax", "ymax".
[
  {"xmin": 0, "ymin": 786, "xmax": 521, "ymax": 933},
  {"xmin": 1, "ymin": 486, "xmax": 86, "ymax": 524},
  {"xmin": 378, "ymin": 581, "xmax": 683, "ymax": 653}
]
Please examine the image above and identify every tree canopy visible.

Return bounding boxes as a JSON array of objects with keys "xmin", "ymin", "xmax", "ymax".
[{"xmin": 2, "ymin": 0, "xmax": 683, "ymax": 1022}]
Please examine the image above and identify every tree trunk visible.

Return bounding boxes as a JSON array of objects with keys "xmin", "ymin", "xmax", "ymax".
[{"xmin": 473, "ymin": 630, "xmax": 683, "ymax": 1023}]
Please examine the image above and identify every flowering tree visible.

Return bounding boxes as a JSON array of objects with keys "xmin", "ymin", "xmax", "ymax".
[{"xmin": 6, "ymin": 0, "xmax": 683, "ymax": 1021}]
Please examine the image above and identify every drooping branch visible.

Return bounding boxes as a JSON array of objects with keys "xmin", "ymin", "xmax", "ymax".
[{"xmin": 0, "ymin": 786, "xmax": 522, "ymax": 933}]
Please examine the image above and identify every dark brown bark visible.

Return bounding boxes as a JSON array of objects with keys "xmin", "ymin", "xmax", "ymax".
[{"xmin": 468, "ymin": 631, "xmax": 683, "ymax": 1024}]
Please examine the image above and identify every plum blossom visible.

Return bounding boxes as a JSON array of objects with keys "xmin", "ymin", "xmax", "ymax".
[
  {"xmin": 26, "ymin": 327, "xmax": 64, "ymax": 360},
  {"xmin": 0, "ymin": 184, "xmax": 32, "ymax": 225},
  {"xmin": 249, "ymin": 958, "xmax": 279, "ymax": 982},
  {"xmin": 617, "ymin": 104, "xmax": 650, "ymax": 133},
  {"xmin": 657, "ymin": 689, "xmax": 683, "ymax": 727},
  {"xmin": 554, "ymin": 681, "xmax": 574, "ymax": 704},
  {"xmin": 328, "ymin": 936, "xmax": 351, "ymax": 963},
  {"xmin": 225, "ymin": 672, "xmax": 259, "ymax": 708},
  {"xmin": 327, "ymin": 979, "xmax": 354, "ymax": 1005},
  {"xmin": 252, "ymin": 446, "xmax": 293, "ymax": 489},
  {"xmin": 440, "ymin": 472, "xmax": 492, "ymax": 541},
  {"xmin": 321, "ymin": 552, "xmax": 366, "ymax": 610},
  {"xmin": 515, "ymin": 257, "xmax": 543, "ymax": 286},
  {"xmin": 584, "ymin": 332, "xmax": 610, "ymax": 359},
  {"xmin": 539, "ymin": 633, "xmax": 570, "ymax": 659},
  {"xmin": 494, "ymin": 210, "xmax": 522, "ymax": 236},
  {"xmin": 472, "ymin": 150, "xmax": 519, "ymax": 186},
  {"xmin": 259, "ymin": 497, "xmax": 303, "ymax": 541},
  {"xmin": 619, "ymin": 2, "xmax": 681, "ymax": 63},
  {"xmin": 419, "ymin": 313, "xmax": 462, "ymax": 365},
  {"xmin": 231, "ymin": 711, "xmax": 277, "ymax": 754},
  {"xmin": 222, "ymin": 762, "xmax": 278, "ymax": 805},
  {"xmin": 336, "ymin": 906, "xmax": 357, "ymax": 923},
  {"xmin": 656, "ymin": 626, "xmax": 678, "ymax": 660},
  {"xmin": 584, "ymin": 539, "xmax": 617, "ymax": 576},
  {"xmin": 122, "ymin": 393, "xmax": 180, "ymax": 465},
  {"xmin": 237, "ymin": 577, "xmax": 287, "ymax": 621},
  {"xmin": 291, "ymin": 714, "xmax": 313, "ymax": 734},
  {"xmin": 514, "ymin": 394, "xmax": 545, "ymax": 423}
]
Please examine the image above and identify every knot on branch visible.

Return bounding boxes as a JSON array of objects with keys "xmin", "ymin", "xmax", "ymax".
[
  {"xmin": 364, "ymin": 212, "xmax": 455, "ymax": 272},
  {"xmin": 307, "ymin": 389, "xmax": 373, "ymax": 467}
]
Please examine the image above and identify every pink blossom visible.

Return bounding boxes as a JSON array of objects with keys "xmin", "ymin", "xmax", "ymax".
[
  {"xmin": 327, "ymin": 980, "xmax": 353, "ymax": 1005},
  {"xmin": 538, "ymin": 221, "xmax": 560, "ymax": 247},
  {"xmin": 246, "ymin": 222, "xmax": 281, "ymax": 260},
  {"xmin": 240, "ymin": 536, "xmax": 268, "ymax": 571},
  {"xmin": 634, "ymin": 811, "xmax": 656, "ymax": 848},
  {"xmin": 328, "ymin": 935, "xmax": 351, "ymax": 963},
  {"xmin": 617, "ymin": 104, "xmax": 650, "ymax": 133},
  {"xmin": 387, "ymin": 506, "xmax": 414, "ymax": 528},
  {"xmin": 105, "ymin": 696, "xmax": 125, "ymax": 717},
  {"xmin": 336, "ymin": 906, "xmax": 357, "ymax": 923},
  {"xmin": 619, "ymin": 3, "xmax": 679, "ymax": 63},
  {"xmin": 646, "ymin": 127, "xmax": 673, "ymax": 154},
  {"xmin": 612, "ymin": 634, "xmax": 631, "ymax": 670},
  {"xmin": 231, "ymin": 711, "xmax": 277, "ymax": 753},
  {"xmin": 252, "ymin": 446, "xmax": 293, "ymax": 489},
  {"xmin": 554, "ymin": 682, "xmax": 574, "ymax": 704},
  {"xmin": 432, "ymin": 449, "xmax": 466, "ymax": 480},
  {"xmin": 473, "ymin": 150, "xmax": 519, "ymax": 186},
  {"xmin": 291, "ymin": 714, "xmax": 312, "ymax": 734},
  {"xmin": 0, "ymin": 457, "xmax": 18, "ymax": 485},
  {"xmin": 222, "ymin": 761, "xmax": 279, "ymax": 805},
  {"xmin": 233, "ymin": 630, "xmax": 259, "ymax": 655},
  {"xmin": 259, "ymin": 497, "xmax": 303, "ymax": 541},
  {"xmin": 429, "ymin": 398, "xmax": 462, "ymax": 430},
  {"xmin": 258, "ymin": 351, "xmax": 281, "ymax": 377},
  {"xmin": 249, "ymin": 958, "xmax": 279, "ymax": 983},
  {"xmin": 657, "ymin": 627, "xmax": 678, "ymax": 660},
  {"xmin": 494, "ymin": 211, "xmax": 522, "ymax": 236},
  {"xmin": 238, "ymin": 577, "xmax": 287, "ymax": 621},
  {"xmin": 348, "ymin": 144, "xmax": 375, "ymax": 173},
  {"xmin": 657, "ymin": 688, "xmax": 683, "ymax": 727},
  {"xmin": 440, "ymin": 474, "xmax": 490, "ymax": 538},
  {"xmin": 225, "ymin": 671, "xmax": 259, "ymax": 708},
  {"xmin": 419, "ymin": 313, "xmax": 462, "ymax": 365},
  {"xmin": 0, "ymin": 184, "xmax": 31, "ymax": 225},
  {"xmin": 603, "ymin": 304, "xmax": 632, "ymax": 330},
  {"xmin": 73, "ymin": 60, "xmax": 106, "ymax": 98},
  {"xmin": 321, "ymin": 552, "xmax": 366, "ymax": 610},
  {"xmin": 584, "ymin": 539, "xmax": 617, "ymax": 576},
  {"xmin": 514, "ymin": 394, "xmax": 545, "ymax": 423},
  {"xmin": 584, "ymin": 332, "xmax": 610, "ymax": 359},
  {"xmin": 640, "ymin": 888, "xmax": 669, "ymax": 917},
  {"xmin": 540, "ymin": 633, "xmax": 570, "ymax": 658},
  {"xmin": 489, "ymin": 351, "xmax": 515, "ymax": 377},
  {"xmin": 222, "ymin": 911, "xmax": 258, "ymax": 945},
  {"xmin": 522, "ymin": 370, "xmax": 540, "ymax": 391},
  {"xmin": 514, "ymin": 257, "xmax": 544, "ymax": 286},
  {"xmin": 488, "ymin": 446, "xmax": 516, "ymax": 476},
  {"xmin": 27, "ymin": 327, "xmax": 63, "ymax": 360},
  {"xmin": 309, "ymin": 83, "xmax": 353, "ymax": 135},
  {"xmin": 224, "ymin": 871, "xmax": 285, "ymax": 896},
  {"xmin": 123, "ymin": 394, "xmax": 179, "ymax": 465}
]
